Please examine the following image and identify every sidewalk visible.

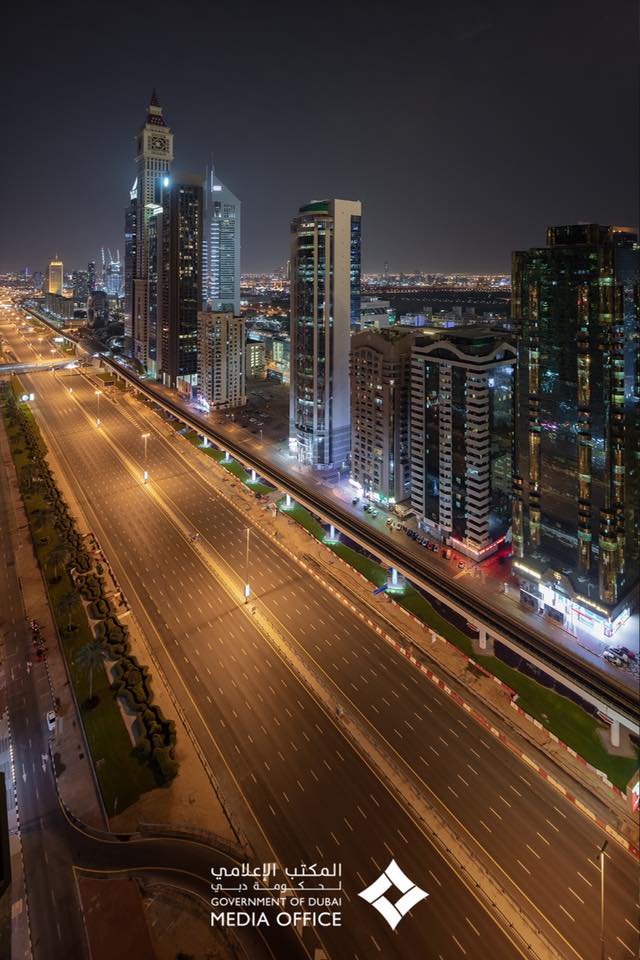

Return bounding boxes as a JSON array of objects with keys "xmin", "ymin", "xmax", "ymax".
[{"xmin": 0, "ymin": 711, "xmax": 32, "ymax": 960}]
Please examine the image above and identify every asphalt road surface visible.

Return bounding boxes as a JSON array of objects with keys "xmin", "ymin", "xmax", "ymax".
[{"xmin": 3, "ymin": 315, "xmax": 640, "ymax": 960}]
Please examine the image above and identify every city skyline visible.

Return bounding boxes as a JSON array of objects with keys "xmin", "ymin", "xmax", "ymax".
[{"xmin": 1, "ymin": 1, "xmax": 637, "ymax": 276}]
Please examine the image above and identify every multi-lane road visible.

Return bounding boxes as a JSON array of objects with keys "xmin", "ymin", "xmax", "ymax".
[{"xmin": 2, "ymin": 310, "xmax": 639, "ymax": 960}]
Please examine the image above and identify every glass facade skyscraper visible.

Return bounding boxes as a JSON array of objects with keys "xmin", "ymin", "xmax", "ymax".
[
  {"xmin": 289, "ymin": 198, "xmax": 362, "ymax": 468},
  {"xmin": 512, "ymin": 224, "xmax": 639, "ymax": 635},
  {"xmin": 202, "ymin": 168, "xmax": 241, "ymax": 316},
  {"xmin": 157, "ymin": 176, "xmax": 203, "ymax": 388},
  {"xmin": 132, "ymin": 91, "xmax": 173, "ymax": 368}
]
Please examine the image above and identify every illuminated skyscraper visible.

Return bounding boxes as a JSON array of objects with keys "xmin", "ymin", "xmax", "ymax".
[
  {"xmin": 202, "ymin": 168, "xmax": 241, "ymax": 315},
  {"xmin": 197, "ymin": 311, "xmax": 246, "ymax": 409},
  {"xmin": 410, "ymin": 327, "xmax": 515, "ymax": 558},
  {"xmin": 157, "ymin": 176, "xmax": 202, "ymax": 388},
  {"xmin": 289, "ymin": 199, "xmax": 362, "ymax": 467},
  {"xmin": 124, "ymin": 182, "xmax": 137, "ymax": 346},
  {"xmin": 132, "ymin": 91, "xmax": 173, "ymax": 367},
  {"xmin": 350, "ymin": 327, "xmax": 414, "ymax": 503},
  {"xmin": 512, "ymin": 224, "xmax": 639, "ymax": 634},
  {"xmin": 48, "ymin": 258, "xmax": 63, "ymax": 295}
]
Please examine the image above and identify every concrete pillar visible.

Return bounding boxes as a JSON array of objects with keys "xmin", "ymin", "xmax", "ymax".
[
  {"xmin": 391, "ymin": 567, "xmax": 399, "ymax": 587},
  {"xmin": 478, "ymin": 627, "xmax": 488, "ymax": 650},
  {"xmin": 222, "ymin": 450, "xmax": 231, "ymax": 463},
  {"xmin": 202, "ymin": 436, "xmax": 209, "ymax": 448},
  {"xmin": 285, "ymin": 494, "xmax": 292, "ymax": 509},
  {"xmin": 329, "ymin": 524, "xmax": 336, "ymax": 540},
  {"xmin": 610, "ymin": 719, "xmax": 621, "ymax": 748},
  {"xmin": 251, "ymin": 469, "xmax": 257, "ymax": 483}
]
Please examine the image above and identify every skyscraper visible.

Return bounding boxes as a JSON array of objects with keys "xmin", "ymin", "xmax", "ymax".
[
  {"xmin": 289, "ymin": 199, "xmax": 362, "ymax": 468},
  {"xmin": 87, "ymin": 259, "xmax": 96, "ymax": 293},
  {"xmin": 48, "ymin": 258, "xmax": 63, "ymax": 295},
  {"xmin": 132, "ymin": 91, "xmax": 173, "ymax": 367},
  {"xmin": 202, "ymin": 167, "xmax": 241, "ymax": 315},
  {"xmin": 410, "ymin": 327, "xmax": 515, "ymax": 558},
  {"xmin": 512, "ymin": 224, "xmax": 639, "ymax": 635},
  {"xmin": 350, "ymin": 327, "xmax": 414, "ymax": 503},
  {"xmin": 124, "ymin": 181, "xmax": 137, "ymax": 347},
  {"xmin": 157, "ymin": 176, "xmax": 203, "ymax": 388},
  {"xmin": 197, "ymin": 311, "xmax": 246, "ymax": 409}
]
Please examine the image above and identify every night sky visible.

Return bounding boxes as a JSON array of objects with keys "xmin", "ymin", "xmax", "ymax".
[{"xmin": 1, "ymin": 0, "xmax": 637, "ymax": 275}]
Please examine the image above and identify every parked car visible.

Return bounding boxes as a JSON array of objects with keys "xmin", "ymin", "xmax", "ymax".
[
  {"xmin": 46, "ymin": 710, "xmax": 56, "ymax": 732},
  {"xmin": 457, "ymin": 561, "xmax": 465, "ymax": 569},
  {"xmin": 352, "ymin": 497, "xmax": 359, "ymax": 505},
  {"xmin": 603, "ymin": 650, "xmax": 623, "ymax": 667},
  {"xmin": 611, "ymin": 646, "xmax": 637, "ymax": 661}
]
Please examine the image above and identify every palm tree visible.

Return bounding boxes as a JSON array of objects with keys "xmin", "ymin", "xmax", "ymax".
[
  {"xmin": 74, "ymin": 639, "xmax": 109, "ymax": 705},
  {"xmin": 57, "ymin": 591, "xmax": 80, "ymax": 629},
  {"xmin": 47, "ymin": 543, "xmax": 70, "ymax": 579}
]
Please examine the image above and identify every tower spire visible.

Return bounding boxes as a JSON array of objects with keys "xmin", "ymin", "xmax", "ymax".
[{"xmin": 150, "ymin": 88, "xmax": 160, "ymax": 107}]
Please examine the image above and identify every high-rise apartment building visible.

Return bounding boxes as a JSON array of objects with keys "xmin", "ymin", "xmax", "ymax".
[
  {"xmin": 157, "ymin": 176, "xmax": 202, "ymax": 387},
  {"xmin": 48, "ymin": 258, "xmax": 63, "ymax": 295},
  {"xmin": 132, "ymin": 91, "xmax": 173, "ymax": 367},
  {"xmin": 202, "ymin": 168, "xmax": 241, "ymax": 315},
  {"xmin": 512, "ymin": 224, "xmax": 639, "ymax": 635},
  {"xmin": 410, "ymin": 327, "xmax": 515, "ymax": 558},
  {"xmin": 289, "ymin": 199, "xmax": 362, "ymax": 468},
  {"xmin": 350, "ymin": 327, "xmax": 414, "ymax": 503},
  {"xmin": 124, "ymin": 182, "xmax": 137, "ymax": 346},
  {"xmin": 197, "ymin": 311, "xmax": 246, "ymax": 409},
  {"xmin": 87, "ymin": 259, "xmax": 96, "ymax": 293}
]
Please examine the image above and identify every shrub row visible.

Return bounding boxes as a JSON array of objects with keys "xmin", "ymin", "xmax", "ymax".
[{"xmin": 113, "ymin": 654, "xmax": 178, "ymax": 782}]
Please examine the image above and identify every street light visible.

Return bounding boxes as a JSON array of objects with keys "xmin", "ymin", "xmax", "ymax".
[
  {"xmin": 598, "ymin": 840, "xmax": 608, "ymax": 960},
  {"xmin": 95, "ymin": 389, "xmax": 102, "ymax": 426},
  {"xmin": 244, "ymin": 528, "xmax": 251, "ymax": 602},
  {"xmin": 141, "ymin": 432, "xmax": 150, "ymax": 483}
]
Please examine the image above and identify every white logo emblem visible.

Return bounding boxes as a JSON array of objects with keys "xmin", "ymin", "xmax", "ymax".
[{"xmin": 358, "ymin": 859, "xmax": 429, "ymax": 930}]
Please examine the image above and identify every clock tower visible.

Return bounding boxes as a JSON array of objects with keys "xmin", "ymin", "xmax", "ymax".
[{"xmin": 132, "ymin": 90, "xmax": 173, "ymax": 368}]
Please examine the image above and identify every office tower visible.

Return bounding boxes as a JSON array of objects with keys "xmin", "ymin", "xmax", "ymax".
[
  {"xmin": 289, "ymin": 199, "xmax": 362, "ymax": 467},
  {"xmin": 156, "ymin": 175, "xmax": 202, "ymax": 388},
  {"xmin": 350, "ymin": 327, "xmax": 414, "ymax": 503},
  {"xmin": 246, "ymin": 340, "xmax": 266, "ymax": 379},
  {"xmin": 32, "ymin": 271, "xmax": 43, "ymax": 291},
  {"xmin": 124, "ymin": 182, "xmax": 137, "ymax": 346},
  {"xmin": 72, "ymin": 270, "xmax": 89, "ymax": 302},
  {"xmin": 411, "ymin": 327, "xmax": 515, "ymax": 559},
  {"xmin": 48, "ymin": 258, "xmax": 63, "ymax": 295},
  {"xmin": 512, "ymin": 224, "xmax": 639, "ymax": 634},
  {"xmin": 103, "ymin": 250, "xmax": 122, "ymax": 297},
  {"xmin": 87, "ymin": 259, "xmax": 96, "ymax": 293},
  {"xmin": 147, "ymin": 204, "xmax": 163, "ymax": 369},
  {"xmin": 202, "ymin": 168, "xmax": 241, "ymax": 315},
  {"xmin": 132, "ymin": 91, "xmax": 174, "ymax": 367},
  {"xmin": 197, "ymin": 311, "xmax": 246, "ymax": 409}
]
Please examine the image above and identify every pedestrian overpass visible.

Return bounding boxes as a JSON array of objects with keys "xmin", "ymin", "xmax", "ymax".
[{"xmin": 0, "ymin": 358, "xmax": 79, "ymax": 374}]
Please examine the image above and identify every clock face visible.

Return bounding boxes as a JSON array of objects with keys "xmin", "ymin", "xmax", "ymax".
[{"xmin": 150, "ymin": 135, "xmax": 167, "ymax": 153}]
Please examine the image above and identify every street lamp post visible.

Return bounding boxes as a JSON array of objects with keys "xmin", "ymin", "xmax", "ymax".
[
  {"xmin": 244, "ymin": 528, "xmax": 251, "ymax": 602},
  {"xmin": 95, "ymin": 389, "xmax": 102, "ymax": 426},
  {"xmin": 598, "ymin": 840, "xmax": 607, "ymax": 960},
  {"xmin": 142, "ymin": 432, "xmax": 150, "ymax": 483}
]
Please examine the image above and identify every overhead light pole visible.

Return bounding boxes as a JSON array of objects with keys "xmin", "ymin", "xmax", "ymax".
[
  {"xmin": 244, "ymin": 528, "xmax": 251, "ymax": 602},
  {"xmin": 142, "ymin": 432, "xmax": 150, "ymax": 482},
  {"xmin": 598, "ymin": 840, "xmax": 608, "ymax": 960}
]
